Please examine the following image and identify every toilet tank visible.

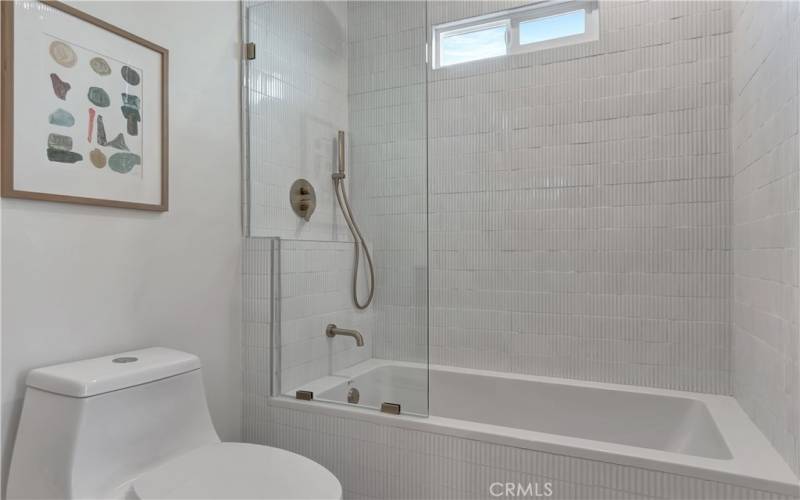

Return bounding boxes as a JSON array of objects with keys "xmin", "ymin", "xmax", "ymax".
[{"xmin": 7, "ymin": 347, "xmax": 221, "ymax": 500}]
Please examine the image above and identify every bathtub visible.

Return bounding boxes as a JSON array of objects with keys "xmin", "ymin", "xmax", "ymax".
[{"xmin": 287, "ymin": 359, "xmax": 799, "ymax": 497}]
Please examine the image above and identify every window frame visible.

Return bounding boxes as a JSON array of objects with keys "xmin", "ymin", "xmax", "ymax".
[
  {"xmin": 437, "ymin": 18, "xmax": 511, "ymax": 68},
  {"xmin": 431, "ymin": 0, "xmax": 599, "ymax": 69}
]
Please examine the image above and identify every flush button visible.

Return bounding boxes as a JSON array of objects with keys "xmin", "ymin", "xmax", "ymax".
[{"xmin": 112, "ymin": 356, "xmax": 138, "ymax": 364}]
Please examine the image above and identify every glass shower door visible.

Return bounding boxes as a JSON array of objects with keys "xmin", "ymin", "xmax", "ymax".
[{"xmin": 242, "ymin": 0, "xmax": 429, "ymax": 417}]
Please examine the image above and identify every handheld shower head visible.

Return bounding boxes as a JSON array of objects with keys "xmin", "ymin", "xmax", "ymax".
[
  {"xmin": 335, "ymin": 130, "xmax": 346, "ymax": 180},
  {"xmin": 331, "ymin": 130, "xmax": 375, "ymax": 309}
]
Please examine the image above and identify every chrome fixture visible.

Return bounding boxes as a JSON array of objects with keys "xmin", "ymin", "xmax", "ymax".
[
  {"xmin": 332, "ymin": 130, "xmax": 375, "ymax": 309},
  {"xmin": 347, "ymin": 386, "xmax": 360, "ymax": 404},
  {"xmin": 290, "ymin": 178, "xmax": 316, "ymax": 221},
  {"xmin": 325, "ymin": 323, "xmax": 364, "ymax": 347}
]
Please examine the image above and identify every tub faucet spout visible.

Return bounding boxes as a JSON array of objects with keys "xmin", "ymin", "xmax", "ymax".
[{"xmin": 326, "ymin": 324, "xmax": 364, "ymax": 347}]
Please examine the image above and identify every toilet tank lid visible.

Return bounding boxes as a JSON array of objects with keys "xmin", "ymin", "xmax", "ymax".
[{"xmin": 26, "ymin": 347, "xmax": 202, "ymax": 398}]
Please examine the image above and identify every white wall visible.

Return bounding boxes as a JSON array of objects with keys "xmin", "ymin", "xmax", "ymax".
[
  {"xmin": 731, "ymin": 0, "xmax": 800, "ymax": 477},
  {"xmin": 0, "ymin": 0, "xmax": 243, "ymax": 490}
]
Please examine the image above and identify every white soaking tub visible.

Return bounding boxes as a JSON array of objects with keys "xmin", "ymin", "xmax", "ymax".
[{"xmin": 290, "ymin": 359, "xmax": 800, "ymax": 497}]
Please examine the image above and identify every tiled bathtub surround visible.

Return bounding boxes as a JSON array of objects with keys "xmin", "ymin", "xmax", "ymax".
[
  {"xmin": 241, "ymin": 0, "xmax": 800, "ymax": 494},
  {"xmin": 347, "ymin": 1, "xmax": 430, "ymax": 363},
  {"xmin": 243, "ymin": 237, "xmax": 274, "ymax": 397},
  {"xmin": 250, "ymin": 0, "xmax": 736, "ymax": 394},
  {"xmin": 351, "ymin": 0, "xmax": 731, "ymax": 392},
  {"xmin": 243, "ymin": 1, "xmax": 382, "ymax": 395},
  {"xmin": 243, "ymin": 400, "xmax": 796, "ymax": 500},
  {"xmin": 243, "ymin": 238, "xmax": 374, "ymax": 395},
  {"xmin": 278, "ymin": 239, "xmax": 375, "ymax": 392},
  {"xmin": 244, "ymin": 0, "xmax": 426, "ymax": 393},
  {"xmin": 731, "ymin": 0, "xmax": 800, "ymax": 476}
]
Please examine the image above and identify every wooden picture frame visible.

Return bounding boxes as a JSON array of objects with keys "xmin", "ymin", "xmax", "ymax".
[{"xmin": 1, "ymin": 0, "xmax": 169, "ymax": 211}]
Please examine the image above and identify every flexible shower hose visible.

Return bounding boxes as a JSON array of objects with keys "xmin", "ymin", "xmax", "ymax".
[{"xmin": 334, "ymin": 177, "xmax": 375, "ymax": 309}]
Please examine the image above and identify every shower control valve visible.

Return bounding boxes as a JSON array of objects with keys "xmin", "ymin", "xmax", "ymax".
[{"xmin": 290, "ymin": 178, "xmax": 316, "ymax": 222}]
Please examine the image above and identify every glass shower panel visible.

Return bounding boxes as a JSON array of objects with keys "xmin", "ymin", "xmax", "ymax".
[{"xmin": 243, "ymin": 1, "xmax": 429, "ymax": 417}]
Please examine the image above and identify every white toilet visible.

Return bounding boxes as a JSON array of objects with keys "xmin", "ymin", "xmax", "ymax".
[{"xmin": 7, "ymin": 347, "xmax": 342, "ymax": 500}]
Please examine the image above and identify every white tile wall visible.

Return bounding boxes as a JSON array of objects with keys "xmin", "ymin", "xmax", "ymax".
[
  {"xmin": 243, "ymin": 399, "xmax": 797, "ymax": 500},
  {"xmin": 240, "ymin": 0, "xmax": 800, "ymax": 494},
  {"xmin": 249, "ymin": 0, "xmax": 736, "ymax": 394},
  {"xmin": 278, "ymin": 239, "xmax": 375, "ymax": 392},
  {"xmin": 347, "ymin": 1, "xmax": 430, "ymax": 363},
  {"xmin": 243, "ymin": 237, "xmax": 375, "ymax": 396},
  {"xmin": 243, "ymin": 237, "xmax": 274, "ymax": 398},
  {"xmin": 731, "ymin": 0, "xmax": 800, "ymax": 477},
  {"xmin": 347, "ymin": 0, "xmax": 733, "ymax": 393},
  {"xmin": 243, "ymin": 0, "xmax": 378, "ymax": 395},
  {"xmin": 246, "ymin": 0, "xmax": 351, "ymax": 241}
]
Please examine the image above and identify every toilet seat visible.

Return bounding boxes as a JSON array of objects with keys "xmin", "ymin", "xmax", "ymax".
[{"xmin": 133, "ymin": 442, "xmax": 342, "ymax": 500}]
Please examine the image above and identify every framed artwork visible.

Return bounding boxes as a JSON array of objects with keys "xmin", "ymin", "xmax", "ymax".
[{"xmin": 1, "ymin": 1, "xmax": 168, "ymax": 211}]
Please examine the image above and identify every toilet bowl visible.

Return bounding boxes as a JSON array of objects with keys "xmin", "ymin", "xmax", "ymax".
[{"xmin": 7, "ymin": 347, "xmax": 342, "ymax": 500}]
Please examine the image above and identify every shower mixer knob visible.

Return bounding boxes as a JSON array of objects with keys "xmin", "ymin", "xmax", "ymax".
[{"xmin": 290, "ymin": 179, "xmax": 316, "ymax": 222}]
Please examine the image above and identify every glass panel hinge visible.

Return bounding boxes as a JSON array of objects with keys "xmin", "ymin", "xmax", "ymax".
[
  {"xmin": 381, "ymin": 402, "xmax": 401, "ymax": 415},
  {"xmin": 295, "ymin": 390, "xmax": 313, "ymax": 400},
  {"xmin": 245, "ymin": 42, "xmax": 256, "ymax": 60}
]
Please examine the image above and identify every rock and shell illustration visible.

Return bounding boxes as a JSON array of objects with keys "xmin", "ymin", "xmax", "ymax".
[{"xmin": 45, "ymin": 35, "xmax": 143, "ymax": 176}]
